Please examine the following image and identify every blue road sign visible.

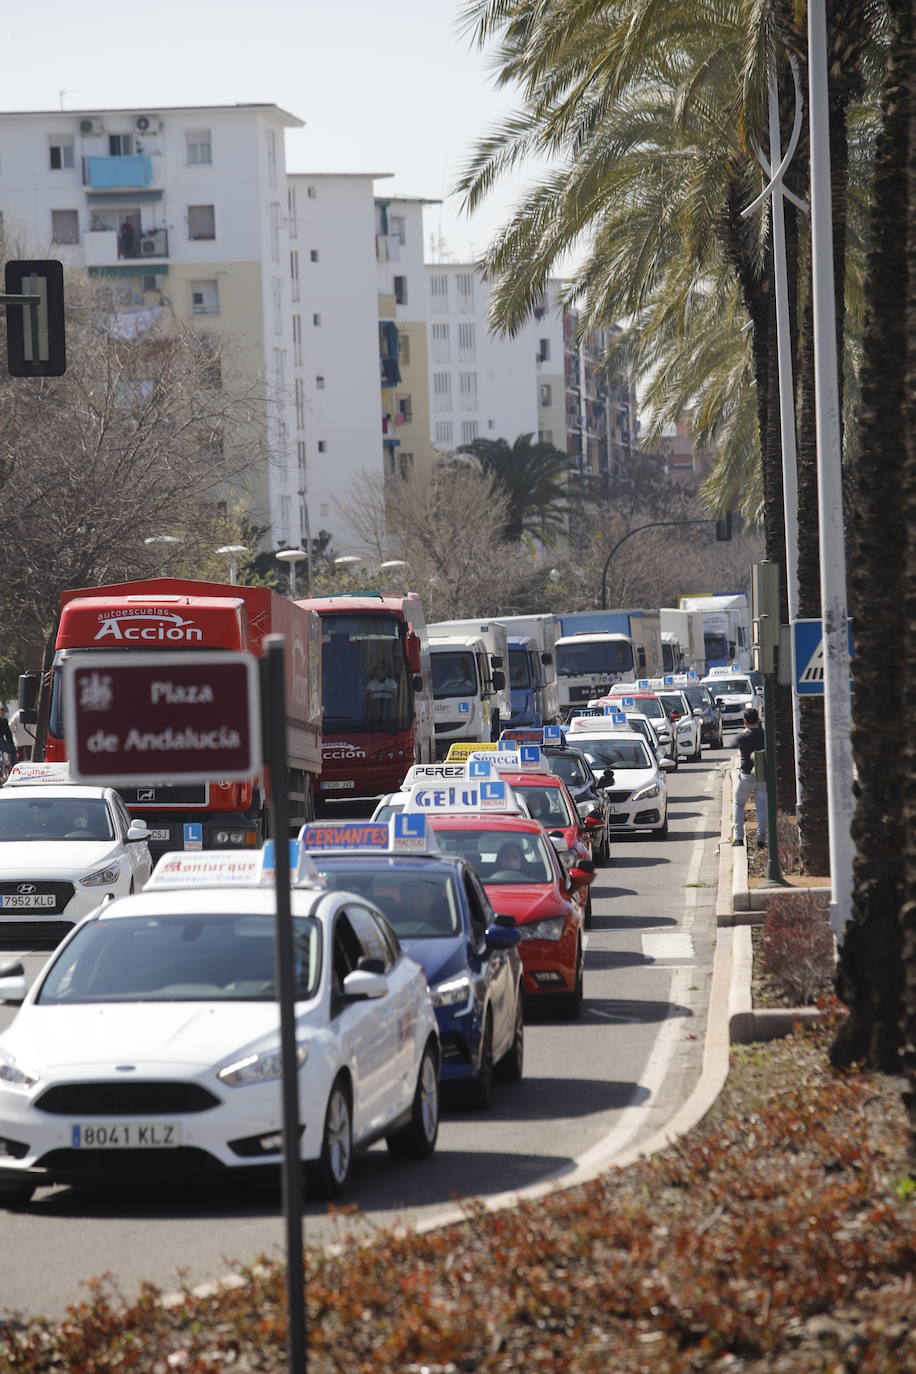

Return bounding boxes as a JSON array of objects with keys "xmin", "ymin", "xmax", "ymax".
[{"xmin": 792, "ymin": 618, "xmax": 854, "ymax": 696}]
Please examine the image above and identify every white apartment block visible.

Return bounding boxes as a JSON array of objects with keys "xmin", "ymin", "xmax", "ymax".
[{"xmin": 0, "ymin": 103, "xmax": 303, "ymax": 548}]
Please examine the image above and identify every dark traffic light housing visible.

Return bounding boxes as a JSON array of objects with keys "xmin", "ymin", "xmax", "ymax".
[
  {"xmin": 4, "ymin": 259, "xmax": 66, "ymax": 377},
  {"xmin": 715, "ymin": 512, "xmax": 733, "ymax": 541}
]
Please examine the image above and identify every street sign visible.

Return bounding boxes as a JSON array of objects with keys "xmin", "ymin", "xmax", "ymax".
[
  {"xmin": 792, "ymin": 619, "xmax": 854, "ymax": 696},
  {"xmin": 63, "ymin": 651, "xmax": 261, "ymax": 784},
  {"xmin": 4, "ymin": 259, "xmax": 66, "ymax": 376}
]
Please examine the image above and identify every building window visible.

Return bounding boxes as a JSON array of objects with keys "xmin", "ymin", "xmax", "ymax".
[
  {"xmin": 297, "ymin": 440, "xmax": 307, "ymax": 473},
  {"xmin": 186, "ymin": 130, "xmax": 212, "ymax": 164},
  {"xmin": 457, "ymin": 322, "xmax": 476, "ymax": 362},
  {"xmin": 290, "ymin": 250, "xmax": 300, "ymax": 302},
  {"xmin": 142, "ymin": 274, "xmax": 160, "ymax": 292},
  {"xmin": 306, "ymin": 184, "xmax": 317, "ymax": 199},
  {"xmin": 108, "ymin": 133, "xmax": 133, "ymax": 157},
  {"xmin": 316, "ymin": 375, "xmax": 325, "ymax": 389},
  {"xmin": 540, "ymin": 383, "xmax": 552, "ymax": 406},
  {"xmin": 287, "ymin": 186, "xmax": 298, "ymax": 240},
  {"xmin": 318, "ymin": 440, "xmax": 327, "ymax": 453},
  {"xmin": 187, "ymin": 204, "xmax": 216, "ymax": 240},
  {"xmin": 461, "ymin": 421, "xmax": 479, "ymax": 444},
  {"xmin": 434, "ymin": 421, "xmax": 453, "ymax": 447},
  {"xmin": 398, "ymin": 332, "xmax": 411, "ymax": 365},
  {"xmin": 269, "ymin": 201, "xmax": 281, "ymax": 263},
  {"xmin": 455, "ymin": 272, "xmax": 474, "ymax": 313},
  {"xmin": 399, "ymin": 452, "xmax": 414, "ymax": 480},
  {"xmin": 312, "ymin": 312, "xmax": 321, "ymax": 326},
  {"xmin": 538, "ymin": 429, "xmax": 553, "ymax": 445},
  {"xmin": 458, "ymin": 371, "xmax": 478, "ymax": 411},
  {"xmin": 295, "ymin": 378, "xmax": 306, "ymax": 430},
  {"xmin": 397, "ymin": 394, "xmax": 413, "ymax": 423},
  {"xmin": 266, "ymin": 128, "xmax": 278, "ymax": 189},
  {"xmin": 430, "ymin": 273, "xmax": 448, "ymax": 314},
  {"xmin": 49, "ymin": 137, "xmax": 75, "ymax": 170},
  {"xmin": 432, "ymin": 372, "xmax": 451, "ymax": 413},
  {"xmin": 432, "ymin": 322, "xmax": 450, "ymax": 364},
  {"xmin": 191, "ymin": 279, "xmax": 219, "ymax": 315},
  {"xmin": 292, "ymin": 314, "xmax": 303, "ymax": 366},
  {"xmin": 272, "ymin": 277, "xmax": 283, "ymax": 335},
  {"xmin": 394, "ymin": 276, "xmax": 408, "ymax": 305},
  {"xmin": 538, "ymin": 338, "xmax": 550, "ymax": 361},
  {"xmin": 390, "ymin": 214, "xmax": 406, "ymax": 245},
  {"xmin": 309, "ymin": 249, "xmax": 319, "ymax": 263},
  {"xmin": 51, "ymin": 209, "xmax": 79, "ymax": 245}
]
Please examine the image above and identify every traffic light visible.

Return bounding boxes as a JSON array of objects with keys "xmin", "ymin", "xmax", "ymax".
[
  {"xmin": 715, "ymin": 511, "xmax": 733, "ymax": 541},
  {"xmin": 4, "ymin": 260, "xmax": 66, "ymax": 377}
]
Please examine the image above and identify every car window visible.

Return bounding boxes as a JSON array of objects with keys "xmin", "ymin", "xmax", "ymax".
[
  {"xmin": 462, "ymin": 871, "xmax": 490, "ymax": 944},
  {"xmin": 344, "ymin": 903, "xmax": 396, "ymax": 970},
  {"xmin": 435, "ymin": 828, "xmax": 554, "ymax": 884},
  {"xmin": 546, "ymin": 752, "xmax": 589, "ymax": 787},
  {"xmin": 0, "ymin": 796, "xmax": 115, "ymax": 842},
  {"xmin": 515, "ymin": 783, "xmax": 573, "ymax": 829},
  {"xmin": 111, "ymin": 796, "xmax": 134, "ymax": 836},
  {"xmin": 36, "ymin": 912, "xmax": 319, "ymax": 1002},
  {"xmin": 318, "ymin": 866, "xmax": 460, "ymax": 940}
]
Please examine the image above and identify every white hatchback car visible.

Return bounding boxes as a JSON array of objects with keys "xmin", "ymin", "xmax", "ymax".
[
  {"xmin": 575, "ymin": 730, "xmax": 672, "ymax": 837},
  {"xmin": 0, "ymin": 773, "xmax": 153, "ymax": 933},
  {"xmin": 0, "ymin": 853, "xmax": 440, "ymax": 1207}
]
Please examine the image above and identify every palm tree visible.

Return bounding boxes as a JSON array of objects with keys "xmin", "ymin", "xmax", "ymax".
[{"xmin": 454, "ymin": 434, "xmax": 569, "ymax": 545}]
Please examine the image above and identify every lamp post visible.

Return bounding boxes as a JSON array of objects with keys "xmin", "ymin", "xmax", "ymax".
[
  {"xmin": 599, "ymin": 520, "xmax": 714, "ymax": 608},
  {"xmin": 216, "ymin": 544, "xmax": 248, "ymax": 586},
  {"xmin": 276, "ymin": 548, "xmax": 308, "ymax": 598}
]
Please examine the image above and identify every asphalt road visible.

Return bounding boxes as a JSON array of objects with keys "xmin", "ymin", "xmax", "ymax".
[{"xmin": 0, "ymin": 746, "xmax": 728, "ymax": 1319}]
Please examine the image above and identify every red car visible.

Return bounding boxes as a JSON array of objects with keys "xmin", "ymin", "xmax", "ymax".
[
  {"xmin": 428, "ymin": 814, "xmax": 590, "ymax": 1018},
  {"xmin": 500, "ymin": 770, "xmax": 596, "ymax": 926}
]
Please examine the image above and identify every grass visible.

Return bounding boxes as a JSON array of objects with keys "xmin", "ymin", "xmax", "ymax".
[{"xmin": 1, "ymin": 1011, "xmax": 914, "ymax": 1372}]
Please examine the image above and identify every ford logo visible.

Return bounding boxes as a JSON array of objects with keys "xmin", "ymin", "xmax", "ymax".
[{"xmin": 17, "ymin": 883, "xmax": 36, "ymax": 894}]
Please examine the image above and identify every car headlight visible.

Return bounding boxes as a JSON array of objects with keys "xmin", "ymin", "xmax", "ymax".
[
  {"xmin": 218, "ymin": 1044, "xmax": 309, "ymax": 1088},
  {"xmin": 633, "ymin": 784, "xmax": 660, "ymax": 801},
  {"xmin": 557, "ymin": 848, "xmax": 576, "ymax": 865},
  {"xmin": 517, "ymin": 915, "xmax": 567, "ymax": 942},
  {"xmin": 80, "ymin": 863, "xmax": 121, "ymax": 887},
  {"xmin": 431, "ymin": 975, "xmax": 472, "ymax": 1010},
  {"xmin": 0, "ymin": 1050, "xmax": 39, "ymax": 1090}
]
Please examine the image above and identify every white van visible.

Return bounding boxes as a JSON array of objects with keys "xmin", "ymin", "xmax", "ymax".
[{"xmin": 429, "ymin": 635, "xmax": 506, "ymax": 758}]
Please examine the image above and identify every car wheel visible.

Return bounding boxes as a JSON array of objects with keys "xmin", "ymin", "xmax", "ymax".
[
  {"xmin": 468, "ymin": 1014, "xmax": 495, "ymax": 1109},
  {"xmin": 307, "ymin": 1076, "xmax": 352, "ymax": 1200},
  {"xmin": 657, "ymin": 814, "xmax": 669, "ymax": 838},
  {"xmin": 495, "ymin": 995, "xmax": 524, "ymax": 1083},
  {"xmin": 691, "ymin": 742, "xmax": 703, "ymax": 762},
  {"xmin": 386, "ymin": 1041, "xmax": 439, "ymax": 1158},
  {"xmin": 560, "ymin": 944, "xmax": 584, "ymax": 1020},
  {"xmin": 0, "ymin": 1181, "xmax": 35, "ymax": 1209}
]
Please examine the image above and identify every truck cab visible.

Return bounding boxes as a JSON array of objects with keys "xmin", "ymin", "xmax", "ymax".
[
  {"xmin": 506, "ymin": 634, "xmax": 559, "ymax": 729},
  {"xmin": 429, "ymin": 636, "xmax": 504, "ymax": 758}
]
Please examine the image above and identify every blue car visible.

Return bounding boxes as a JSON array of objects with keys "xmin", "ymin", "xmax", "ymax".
[{"xmin": 309, "ymin": 844, "xmax": 524, "ymax": 1109}]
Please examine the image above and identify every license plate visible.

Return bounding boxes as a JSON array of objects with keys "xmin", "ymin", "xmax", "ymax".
[
  {"xmin": 148, "ymin": 829, "xmax": 171, "ymax": 841},
  {"xmin": 0, "ymin": 894, "xmax": 56, "ymax": 909},
  {"xmin": 71, "ymin": 1122, "xmax": 180, "ymax": 1148},
  {"xmin": 321, "ymin": 780, "xmax": 355, "ymax": 790}
]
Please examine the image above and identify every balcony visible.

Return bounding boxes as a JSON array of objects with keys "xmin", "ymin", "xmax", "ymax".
[
  {"xmin": 84, "ymin": 227, "xmax": 169, "ymax": 264},
  {"xmin": 84, "ymin": 154, "xmax": 154, "ymax": 190}
]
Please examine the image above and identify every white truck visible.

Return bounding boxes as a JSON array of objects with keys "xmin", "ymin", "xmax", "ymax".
[
  {"xmin": 659, "ymin": 608, "xmax": 708, "ymax": 677},
  {"xmin": 427, "ymin": 619, "xmax": 512, "ymax": 756},
  {"xmin": 678, "ymin": 593, "xmax": 752, "ymax": 671}
]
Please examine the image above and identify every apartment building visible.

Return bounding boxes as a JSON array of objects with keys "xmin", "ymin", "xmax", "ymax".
[{"xmin": 0, "ymin": 103, "xmax": 302, "ymax": 546}]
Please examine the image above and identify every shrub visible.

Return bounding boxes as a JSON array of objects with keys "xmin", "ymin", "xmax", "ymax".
[{"xmin": 761, "ymin": 890, "xmax": 836, "ymax": 1004}]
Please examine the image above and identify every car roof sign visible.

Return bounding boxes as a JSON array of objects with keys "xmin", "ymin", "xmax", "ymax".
[
  {"xmin": 402, "ymin": 762, "xmax": 469, "ymax": 784},
  {"xmin": 403, "ymin": 778, "xmax": 523, "ymax": 814},
  {"xmin": 444, "ymin": 740, "xmax": 504, "ymax": 762},
  {"xmin": 542, "ymin": 725, "xmax": 564, "ymax": 746},
  {"xmin": 148, "ymin": 850, "xmax": 267, "ymax": 889},
  {"xmin": 619, "ymin": 696, "xmax": 636, "ymax": 708},
  {"xmin": 5, "ymin": 761, "xmax": 72, "ymax": 786},
  {"xmin": 467, "ymin": 745, "xmax": 549, "ymax": 774},
  {"xmin": 498, "ymin": 729, "xmax": 540, "ymax": 745},
  {"xmin": 299, "ymin": 815, "xmax": 441, "ymax": 857}
]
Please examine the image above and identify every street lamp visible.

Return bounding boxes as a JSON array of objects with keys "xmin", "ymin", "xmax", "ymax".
[
  {"xmin": 599, "ymin": 520, "xmax": 715, "ymax": 608},
  {"xmin": 217, "ymin": 544, "xmax": 248, "ymax": 586},
  {"xmin": 276, "ymin": 548, "xmax": 308, "ymax": 597}
]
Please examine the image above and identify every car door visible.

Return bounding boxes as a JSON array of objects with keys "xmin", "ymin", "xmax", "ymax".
[
  {"xmin": 464, "ymin": 867, "xmax": 514, "ymax": 1060},
  {"xmin": 109, "ymin": 795, "xmax": 152, "ymax": 889}
]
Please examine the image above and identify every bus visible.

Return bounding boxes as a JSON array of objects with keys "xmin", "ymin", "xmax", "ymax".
[{"xmin": 297, "ymin": 592, "xmax": 435, "ymax": 804}]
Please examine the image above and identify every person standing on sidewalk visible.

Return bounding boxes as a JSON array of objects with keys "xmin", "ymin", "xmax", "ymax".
[
  {"xmin": 8, "ymin": 706, "xmax": 35, "ymax": 761},
  {"xmin": 733, "ymin": 707, "xmax": 767, "ymax": 848}
]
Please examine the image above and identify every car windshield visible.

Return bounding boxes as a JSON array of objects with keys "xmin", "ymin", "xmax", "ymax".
[
  {"xmin": 621, "ymin": 696, "xmax": 665, "ymax": 720},
  {"xmin": 657, "ymin": 693, "xmax": 689, "ymax": 716},
  {"xmin": 681, "ymin": 687, "xmax": 712, "ymax": 710},
  {"xmin": 709, "ymin": 678, "xmax": 752, "ymax": 695},
  {"xmin": 318, "ymin": 865, "xmax": 461, "ymax": 938},
  {"xmin": 583, "ymin": 739, "xmax": 654, "ymax": 771},
  {"xmin": 36, "ymin": 912, "xmax": 320, "ymax": 1003},
  {"xmin": 435, "ymin": 828, "xmax": 554, "ymax": 884},
  {"xmin": 431, "ymin": 651, "xmax": 477, "ymax": 699},
  {"xmin": 0, "ymin": 796, "xmax": 114, "ymax": 842},
  {"xmin": 626, "ymin": 718, "xmax": 653, "ymax": 744},
  {"xmin": 545, "ymin": 752, "xmax": 590, "ymax": 787},
  {"xmin": 512, "ymin": 783, "xmax": 573, "ymax": 828}
]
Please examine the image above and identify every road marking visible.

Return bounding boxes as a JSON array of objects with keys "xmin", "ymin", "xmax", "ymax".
[{"xmin": 642, "ymin": 933, "xmax": 694, "ymax": 960}]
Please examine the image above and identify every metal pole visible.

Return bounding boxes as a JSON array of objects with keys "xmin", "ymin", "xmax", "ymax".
[
  {"xmin": 762, "ymin": 671, "xmax": 783, "ymax": 882},
  {"xmin": 807, "ymin": 0, "xmax": 855, "ymax": 939},
  {"xmin": 264, "ymin": 637, "xmax": 307, "ymax": 1373},
  {"xmin": 600, "ymin": 520, "xmax": 713, "ymax": 608}
]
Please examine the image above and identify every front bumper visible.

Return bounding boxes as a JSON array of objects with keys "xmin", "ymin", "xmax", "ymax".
[
  {"xmin": 604, "ymin": 791, "xmax": 667, "ymax": 832},
  {"xmin": 517, "ymin": 922, "xmax": 579, "ymax": 997}
]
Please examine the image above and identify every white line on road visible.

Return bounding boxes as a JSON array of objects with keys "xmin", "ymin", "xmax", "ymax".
[{"xmin": 641, "ymin": 933, "xmax": 695, "ymax": 960}]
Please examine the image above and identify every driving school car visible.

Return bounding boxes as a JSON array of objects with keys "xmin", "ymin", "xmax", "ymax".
[
  {"xmin": 0, "ymin": 843, "xmax": 439, "ymax": 1207},
  {"xmin": 301, "ymin": 815, "xmax": 524, "ymax": 1108},
  {"xmin": 566, "ymin": 712, "xmax": 672, "ymax": 837},
  {"xmin": 0, "ymin": 763, "xmax": 153, "ymax": 935}
]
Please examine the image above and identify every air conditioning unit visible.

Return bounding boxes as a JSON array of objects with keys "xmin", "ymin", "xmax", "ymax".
[
  {"xmin": 134, "ymin": 114, "xmax": 160, "ymax": 133},
  {"xmin": 78, "ymin": 118, "xmax": 104, "ymax": 135},
  {"xmin": 141, "ymin": 238, "xmax": 159, "ymax": 256}
]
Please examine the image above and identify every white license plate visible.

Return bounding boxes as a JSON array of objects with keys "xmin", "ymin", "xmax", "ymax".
[
  {"xmin": 0, "ymin": 894, "xmax": 56, "ymax": 909},
  {"xmin": 321, "ymin": 780, "xmax": 355, "ymax": 790},
  {"xmin": 71, "ymin": 1121, "xmax": 180, "ymax": 1148},
  {"xmin": 148, "ymin": 829, "xmax": 171, "ymax": 841}
]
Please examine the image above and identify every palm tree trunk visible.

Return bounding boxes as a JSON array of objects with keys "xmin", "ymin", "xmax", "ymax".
[{"xmin": 831, "ymin": 0, "xmax": 912, "ymax": 1072}]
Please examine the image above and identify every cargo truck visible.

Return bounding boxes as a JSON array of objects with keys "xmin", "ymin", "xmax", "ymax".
[
  {"xmin": 677, "ymin": 593, "xmax": 752, "ymax": 670},
  {"xmin": 555, "ymin": 609, "xmax": 663, "ymax": 713},
  {"xmin": 659, "ymin": 608, "xmax": 707, "ymax": 676},
  {"xmin": 428, "ymin": 634, "xmax": 503, "ymax": 756},
  {"xmin": 427, "ymin": 618, "xmax": 512, "ymax": 740},
  {"xmin": 494, "ymin": 614, "xmax": 561, "ymax": 729},
  {"xmin": 32, "ymin": 577, "xmax": 322, "ymax": 854}
]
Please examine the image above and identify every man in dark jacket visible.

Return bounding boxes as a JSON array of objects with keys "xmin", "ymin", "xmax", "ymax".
[{"xmin": 732, "ymin": 707, "xmax": 767, "ymax": 848}]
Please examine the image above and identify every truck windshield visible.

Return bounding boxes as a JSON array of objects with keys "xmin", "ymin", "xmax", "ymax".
[
  {"xmin": 508, "ymin": 650, "xmax": 532, "ymax": 689},
  {"xmin": 322, "ymin": 613, "xmax": 412, "ymax": 734},
  {"xmin": 710, "ymin": 678, "xmax": 752, "ymax": 695},
  {"xmin": 556, "ymin": 641, "xmax": 634, "ymax": 677},
  {"xmin": 431, "ymin": 651, "xmax": 477, "ymax": 699},
  {"xmin": 704, "ymin": 633, "xmax": 729, "ymax": 662}
]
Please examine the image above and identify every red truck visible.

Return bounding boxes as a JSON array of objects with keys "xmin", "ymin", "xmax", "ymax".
[{"xmin": 37, "ymin": 577, "xmax": 322, "ymax": 854}]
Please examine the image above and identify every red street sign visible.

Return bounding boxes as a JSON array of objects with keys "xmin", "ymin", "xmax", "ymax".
[{"xmin": 62, "ymin": 651, "xmax": 261, "ymax": 785}]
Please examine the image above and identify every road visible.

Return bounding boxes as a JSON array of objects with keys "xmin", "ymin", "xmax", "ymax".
[{"xmin": 0, "ymin": 748, "xmax": 728, "ymax": 1319}]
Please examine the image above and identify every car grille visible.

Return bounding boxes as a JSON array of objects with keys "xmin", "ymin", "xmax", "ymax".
[
  {"xmin": 36, "ymin": 1082, "xmax": 221, "ymax": 1115},
  {"xmin": 0, "ymin": 921, "xmax": 73, "ymax": 947},
  {"xmin": 0, "ymin": 881, "xmax": 76, "ymax": 915},
  {"xmin": 36, "ymin": 1146, "xmax": 224, "ymax": 1176},
  {"xmin": 603, "ymin": 790, "xmax": 632, "ymax": 804},
  {"xmin": 118, "ymin": 784, "xmax": 207, "ymax": 806}
]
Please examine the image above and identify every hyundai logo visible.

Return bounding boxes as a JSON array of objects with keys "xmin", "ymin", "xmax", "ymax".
[{"xmin": 16, "ymin": 883, "xmax": 36, "ymax": 895}]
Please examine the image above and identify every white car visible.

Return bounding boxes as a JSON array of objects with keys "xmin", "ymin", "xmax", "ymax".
[
  {"xmin": 576, "ymin": 729, "xmax": 672, "ymax": 837},
  {"xmin": 0, "ymin": 778, "xmax": 153, "ymax": 932},
  {"xmin": 0, "ymin": 855, "xmax": 440, "ymax": 1207},
  {"xmin": 652, "ymin": 688, "xmax": 703, "ymax": 762},
  {"xmin": 701, "ymin": 669, "xmax": 763, "ymax": 734}
]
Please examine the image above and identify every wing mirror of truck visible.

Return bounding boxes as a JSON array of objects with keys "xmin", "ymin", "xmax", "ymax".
[
  {"xmin": 491, "ymin": 669, "xmax": 506, "ymax": 691},
  {"xmin": 17, "ymin": 672, "xmax": 39, "ymax": 724},
  {"xmin": 540, "ymin": 651, "xmax": 553, "ymax": 665},
  {"xmin": 406, "ymin": 633, "xmax": 422, "ymax": 675}
]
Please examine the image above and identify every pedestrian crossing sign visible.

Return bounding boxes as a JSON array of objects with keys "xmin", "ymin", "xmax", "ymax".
[{"xmin": 792, "ymin": 618, "xmax": 854, "ymax": 696}]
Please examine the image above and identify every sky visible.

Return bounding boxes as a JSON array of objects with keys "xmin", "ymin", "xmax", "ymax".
[{"xmin": 8, "ymin": 0, "xmax": 536, "ymax": 263}]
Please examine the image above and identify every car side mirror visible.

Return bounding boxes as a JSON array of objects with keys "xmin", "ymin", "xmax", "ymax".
[
  {"xmin": 127, "ymin": 820, "xmax": 150, "ymax": 841},
  {"xmin": 0, "ymin": 961, "xmax": 27, "ymax": 1004},
  {"xmin": 342, "ymin": 967, "xmax": 387, "ymax": 1000},
  {"xmin": 486, "ymin": 918, "xmax": 520, "ymax": 949},
  {"xmin": 660, "ymin": 756, "xmax": 677, "ymax": 770}
]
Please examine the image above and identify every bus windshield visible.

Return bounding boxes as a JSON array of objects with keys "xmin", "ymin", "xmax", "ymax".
[
  {"xmin": 321, "ymin": 613, "xmax": 413, "ymax": 734},
  {"xmin": 556, "ymin": 640, "xmax": 634, "ymax": 677}
]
